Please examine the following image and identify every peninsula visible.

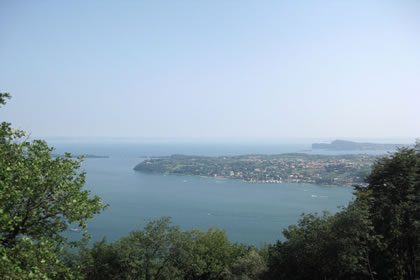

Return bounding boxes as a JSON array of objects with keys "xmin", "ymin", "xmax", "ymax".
[
  {"xmin": 134, "ymin": 153, "xmax": 377, "ymax": 186},
  {"xmin": 312, "ymin": 140, "xmax": 404, "ymax": 151}
]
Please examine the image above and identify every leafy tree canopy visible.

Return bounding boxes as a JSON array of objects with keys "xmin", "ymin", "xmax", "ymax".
[
  {"xmin": 266, "ymin": 142, "xmax": 420, "ymax": 280},
  {"xmin": 0, "ymin": 93, "xmax": 106, "ymax": 279},
  {"xmin": 358, "ymin": 143, "xmax": 420, "ymax": 280},
  {"xmin": 78, "ymin": 217, "xmax": 261, "ymax": 280}
]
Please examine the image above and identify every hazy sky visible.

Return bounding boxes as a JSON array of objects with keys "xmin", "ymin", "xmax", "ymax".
[{"xmin": 1, "ymin": 0, "xmax": 419, "ymax": 139}]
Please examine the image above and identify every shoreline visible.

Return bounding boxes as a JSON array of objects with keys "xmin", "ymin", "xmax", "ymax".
[{"xmin": 140, "ymin": 171, "xmax": 358, "ymax": 187}]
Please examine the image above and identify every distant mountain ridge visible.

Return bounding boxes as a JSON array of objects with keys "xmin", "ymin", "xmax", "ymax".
[{"xmin": 312, "ymin": 140, "xmax": 404, "ymax": 151}]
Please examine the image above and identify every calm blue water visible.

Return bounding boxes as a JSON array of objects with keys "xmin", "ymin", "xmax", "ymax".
[{"xmin": 46, "ymin": 139, "xmax": 399, "ymax": 246}]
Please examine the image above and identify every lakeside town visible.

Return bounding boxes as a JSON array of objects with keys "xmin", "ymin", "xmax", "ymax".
[{"xmin": 134, "ymin": 153, "xmax": 378, "ymax": 186}]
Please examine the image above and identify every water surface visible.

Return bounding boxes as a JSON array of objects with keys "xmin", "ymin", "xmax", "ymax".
[
  {"xmin": 47, "ymin": 140, "xmax": 362, "ymax": 246},
  {"xmin": 48, "ymin": 139, "xmax": 410, "ymax": 245}
]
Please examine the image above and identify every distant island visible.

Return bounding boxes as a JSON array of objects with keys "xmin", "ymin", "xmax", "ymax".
[
  {"xmin": 134, "ymin": 153, "xmax": 377, "ymax": 186},
  {"xmin": 52, "ymin": 154, "xmax": 109, "ymax": 159},
  {"xmin": 312, "ymin": 140, "xmax": 404, "ymax": 151}
]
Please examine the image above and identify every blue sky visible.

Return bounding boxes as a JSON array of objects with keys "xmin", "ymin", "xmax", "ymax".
[{"xmin": 1, "ymin": 0, "xmax": 419, "ymax": 139}]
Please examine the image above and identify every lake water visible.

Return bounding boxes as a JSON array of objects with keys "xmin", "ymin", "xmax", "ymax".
[{"xmin": 46, "ymin": 139, "xmax": 399, "ymax": 246}]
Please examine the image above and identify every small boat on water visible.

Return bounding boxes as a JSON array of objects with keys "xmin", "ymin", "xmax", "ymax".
[{"xmin": 69, "ymin": 228, "xmax": 80, "ymax": 232}]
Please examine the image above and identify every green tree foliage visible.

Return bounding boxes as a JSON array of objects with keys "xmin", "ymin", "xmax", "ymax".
[
  {"xmin": 0, "ymin": 93, "xmax": 106, "ymax": 279},
  {"xmin": 77, "ymin": 238, "xmax": 122, "ymax": 280},
  {"xmin": 117, "ymin": 217, "xmax": 183, "ymax": 280},
  {"xmin": 178, "ymin": 227, "xmax": 247, "ymax": 280},
  {"xmin": 266, "ymin": 144, "xmax": 420, "ymax": 280},
  {"xmin": 359, "ymin": 144, "xmax": 420, "ymax": 279},
  {"xmin": 79, "ymin": 217, "xmax": 263, "ymax": 280},
  {"xmin": 226, "ymin": 249, "xmax": 267, "ymax": 280},
  {"xmin": 265, "ymin": 202, "xmax": 376, "ymax": 280}
]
